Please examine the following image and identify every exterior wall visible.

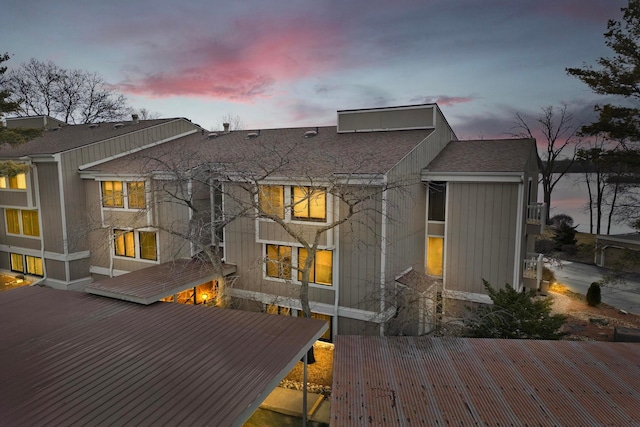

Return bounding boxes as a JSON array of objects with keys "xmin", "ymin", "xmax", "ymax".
[
  {"xmin": 445, "ymin": 182, "xmax": 519, "ymax": 294},
  {"xmin": 35, "ymin": 162, "xmax": 65, "ymax": 253}
]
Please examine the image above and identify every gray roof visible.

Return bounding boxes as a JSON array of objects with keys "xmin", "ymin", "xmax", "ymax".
[
  {"xmin": 424, "ymin": 138, "xmax": 536, "ymax": 173},
  {"xmin": 0, "ymin": 118, "xmax": 180, "ymax": 157},
  {"xmin": 83, "ymin": 126, "xmax": 435, "ymax": 177},
  {"xmin": 85, "ymin": 258, "xmax": 237, "ymax": 305},
  {"xmin": 331, "ymin": 336, "xmax": 640, "ymax": 426},
  {"xmin": 0, "ymin": 286, "xmax": 326, "ymax": 426}
]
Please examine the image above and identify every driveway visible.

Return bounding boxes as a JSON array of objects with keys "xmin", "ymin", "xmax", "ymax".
[{"xmin": 548, "ymin": 261, "xmax": 640, "ymax": 315}]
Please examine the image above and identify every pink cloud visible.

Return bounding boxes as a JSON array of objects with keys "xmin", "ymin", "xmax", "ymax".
[
  {"xmin": 411, "ymin": 95, "xmax": 474, "ymax": 107},
  {"xmin": 116, "ymin": 17, "xmax": 346, "ymax": 102}
]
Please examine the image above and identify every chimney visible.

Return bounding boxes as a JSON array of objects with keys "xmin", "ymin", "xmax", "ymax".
[
  {"xmin": 132, "ymin": 114, "xmax": 139, "ymax": 124},
  {"xmin": 223, "ymin": 122, "xmax": 230, "ymax": 134}
]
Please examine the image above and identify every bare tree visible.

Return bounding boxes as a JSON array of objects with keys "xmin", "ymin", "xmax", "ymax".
[
  {"xmin": 511, "ymin": 105, "xmax": 582, "ymax": 223},
  {"xmin": 135, "ymin": 108, "xmax": 161, "ymax": 120},
  {"xmin": 6, "ymin": 58, "xmax": 130, "ymax": 123},
  {"xmin": 217, "ymin": 113, "xmax": 245, "ymax": 131}
]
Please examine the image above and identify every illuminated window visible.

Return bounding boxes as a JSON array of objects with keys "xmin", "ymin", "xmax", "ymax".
[
  {"xmin": 266, "ymin": 244, "xmax": 292, "ymax": 279},
  {"xmin": 139, "ymin": 231, "xmax": 157, "ymax": 261},
  {"xmin": 428, "ymin": 182, "xmax": 446, "ymax": 221},
  {"xmin": 102, "ymin": 181, "xmax": 124, "ymax": 207},
  {"xmin": 0, "ymin": 173, "xmax": 26, "ymax": 190},
  {"xmin": 5, "ymin": 209, "xmax": 39, "ymax": 236},
  {"xmin": 127, "ymin": 182, "xmax": 146, "ymax": 209},
  {"xmin": 25, "ymin": 256, "xmax": 43, "ymax": 276},
  {"xmin": 6, "ymin": 209, "xmax": 20, "ymax": 234},
  {"xmin": 266, "ymin": 304, "xmax": 291, "ymax": 316},
  {"xmin": 298, "ymin": 311, "xmax": 333, "ymax": 342},
  {"xmin": 298, "ymin": 248, "xmax": 333, "ymax": 285},
  {"xmin": 259, "ymin": 185, "xmax": 284, "ymax": 219},
  {"xmin": 292, "ymin": 186, "xmax": 326, "ymax": 221},
  {"xmin": 21, "ymin": 210, "xmax": 39, "ymax": 237},
  {"xmin": 114, "ymin": 229, "xmax": 135, "ymax": 258},
  {"xmin": 10, "ymin": 253, "xmax": 24, "ymax": 273},
  {"xmin": 427, "ymin": 237, "xmax": 444, "ymax": 277}
]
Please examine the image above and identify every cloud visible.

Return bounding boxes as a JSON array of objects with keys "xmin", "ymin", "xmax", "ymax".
[{"xmin": 410, "ymin": 95, "xmax": 475, "ymax": 107}]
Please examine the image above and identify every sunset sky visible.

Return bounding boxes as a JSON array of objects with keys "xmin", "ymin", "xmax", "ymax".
[{"xmin": 1, "ymin": 0, "xmax": 627, "ymax": 138}]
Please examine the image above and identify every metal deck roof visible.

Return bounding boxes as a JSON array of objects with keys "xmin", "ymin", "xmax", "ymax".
[
  {"xmin": 331, "ymin": 336, "xmax": 640, "ymax": 426},
  {"xmin": 85, "ymin": 258, "xmax": 236, "ymax": 305},
  {"xmin": 0, "ymin": 286, "xmax": 326, "ymax": 426}
]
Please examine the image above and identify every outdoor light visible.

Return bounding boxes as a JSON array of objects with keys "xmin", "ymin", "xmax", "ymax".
[{"xmin": 202, "ymin": 293, "xmax": 208, "ymax": 304}]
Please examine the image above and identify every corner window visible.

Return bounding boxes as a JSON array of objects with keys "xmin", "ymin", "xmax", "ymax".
[
  {"xmin": 428, "ymin": 182, "xmax": 446, "ymax": 221},
  {"xmin": 266, "ymin": 244, "xmax": 292, "ymax": 279},
  {"xmin": 5, "ymin": 209, "xmax": 39, "ymax": 237},
  {"xmin": 114, "ymin": 229, "xmax": 158, "ymax": 261},
  {"xmin": 298, "ymin": 248, "xmax": 333, "ymax": 285},
  {"xmin": 102, "ymin": 181, "xmax": 145, "ymax": 209},
  {"xmin": 292, "ymin": 186, "xmax": 326, "ymax": 221},
  {"xmin": 259, "ymin": 185, "xmax": 284, "ymax": 219},
  {"xmin": 0, "ymin": 173, "xmax": 27, "ymax": 190}
]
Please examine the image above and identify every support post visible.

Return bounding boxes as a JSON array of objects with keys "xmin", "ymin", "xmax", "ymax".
[{"xmin": 303, "ymin": 351, "xmax": 308, "ymax": 427}]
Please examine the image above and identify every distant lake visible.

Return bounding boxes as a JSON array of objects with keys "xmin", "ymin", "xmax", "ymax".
[{"xmin": 543, "ymin": 173, "xmax": 635, "ymax": 235}]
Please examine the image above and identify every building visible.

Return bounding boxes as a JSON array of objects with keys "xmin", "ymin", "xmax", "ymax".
[{"xmin": 0, "ymin": 104, "xmax": 545, "ymax": 338}]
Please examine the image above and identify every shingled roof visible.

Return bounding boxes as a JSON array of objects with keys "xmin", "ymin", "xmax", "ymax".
[
  {"xmin": 81, "ymin": 126, "xmax": 436, "ymax": 177},
  {"xmin": 424, "ymin": 138, "xmax": 536, "ymax": 174},
  {"xmin": 0, "ymin": 118, "xmax": 180, "ymax": 157}
]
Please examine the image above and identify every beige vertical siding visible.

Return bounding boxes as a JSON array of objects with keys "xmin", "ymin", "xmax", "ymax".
[
  {"xmin": 0, "ymin": 191, "xmax": 29, "ymax": 207},
  {"xmin": 45, "ymin": 259, "xmax": 67, "ymax": 282},
  {"xmin": 446, "ymin": 182, "xmax": 518, "ymax": 293},
  {"xmin": 35, "ymin": 162, "xmax": 64, "ymax": 253}
]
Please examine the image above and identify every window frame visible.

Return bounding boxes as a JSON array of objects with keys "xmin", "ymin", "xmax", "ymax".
[
  {"xmin": 0, "ymin": 173, "xmax": 27, "ymax": 190},
  {"xmin": 263, "ymin": 243, "xmax": 334, "ymax": 287},
  {"xmin": 113, "ymin": 228, "xmax": 158, "ymax": 262},
  {"xmin": 9, "ymin": 253, "xmax": 44, "ymax": 277},
  {"xmin": 291, "ymin": 186, "xmax": 327, "ymax": 222},
  {"xmin": 297, "ymin": 247, "xmax": 333, "ymax": 285},
  {"xmin": 258, "ymin": 185, "xmax": 285, "ymax": 219},
  {"xmin": 265, "ymin": 244, "xmax": 292, "ymax": 280},
  {"xmin": 101, "ymin": 180, "xmax": 146, "ymax": 210},
  {"xmin": 5, "ymin": 208, "xmax": 40, "ymax": 238}
]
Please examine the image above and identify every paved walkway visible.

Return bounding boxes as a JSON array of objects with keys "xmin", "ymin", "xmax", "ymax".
[{"xmin": 260, "ymin": 387, "xmax": 330, "ymax": 424}]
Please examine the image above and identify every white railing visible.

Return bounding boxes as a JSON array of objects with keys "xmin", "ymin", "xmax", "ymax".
[
  {"xmin": 526, "ymin": 203, "xmax": 546, "ymax": 225},
  {"xmin": 523, "ymin": 253, "xmax": 543, "ymax": 281}
]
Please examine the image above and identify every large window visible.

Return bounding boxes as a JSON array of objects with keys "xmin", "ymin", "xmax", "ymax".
[
  {"xmin": 298, "ymin": 248, "xmax": 333, "ymax": 285},
  {"xmin": 9, "ymin": 253, "xmax": 43, "ymax": 277},
  {"xmin": 259, "ymin": 185, "xmax": 284, "ymax": 219},
  {"xmin": 266, "ymin": 244, "xmax": 292, "ymax": 279},
  {"xmin": 0, "ymin": 173, "xmax": 27, "ymax": 190},
  {"xmin": 5, "ymin": 209, "xmax": 39, "ymax": 237},
  {"xmin": 428, "ymin": 182, "xmax": 446, "ymax": 221},
  {"xmin": 102, "ymin": 181, "xmax": 146, "ymax": 209},
  {"xmin": 113, "ymin": 229, "xmax": 157, "ymax": 261},
  {"xmin": 427, "ymin": 237, "xmax": 444, "ymax": 277},
  {"xmin": 292, "ymin": 186, "xmax": 326, "ymax": 221}
]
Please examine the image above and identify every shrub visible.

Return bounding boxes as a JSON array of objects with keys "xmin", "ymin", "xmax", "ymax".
[
  {"xmin": 549, "ymin": 214, "xmax": 574, "ymax": 228},
  {"xmin": 554, "ymin": 222, "xmax": 578, "ymax": 249},
  {"xmin": 535, "ymin": 238, "xmax": 556, "ymax": 255},
  {"xmin": 464, "ymin": 280, "xmax": 567, "ymax": 340},
  {"xmin": 586, "ymin": 282, "xmax": 602, "ymax": 306},
  {"xmin": 560, "ymin": 244, "xmax": 578, "ymax": 256}
]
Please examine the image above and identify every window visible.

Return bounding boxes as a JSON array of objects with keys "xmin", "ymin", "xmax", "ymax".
[
  {"xmin": 25, "ymin": 256, "xmax": 43, "ymax": 276},
  {"xmin": 266, "ymin": 304, "xmax": 291, "ymax": 316},
  {"xmin": 428, "ymin": 182, "xmax": 446, "ymax": 221},
  {"xmin": 114, "ymin": 230, "xmax": 135, "ymax": 257},
  {"xmin": 266, "ymin": 244, "xmax": 292, "ymax": 279},
  {"xmin": 114, "ymin": 229, "xmax": 158, "ymax": 261},
  {"xmin": 5, "ymin": 209, "xmax": 39, "ymax": 237},
  {"xmin": 427, "ymin": 237, "xmax": 444, "ymax": 277},
  {"xmin": 298, "ymin": 248, "xmax": 333, "ymax": 285},
  {"xmin": 0, "ymin": 173, "xmax": 26, "ymax": 190},
  {"xmin": 10, "ymin": 253, "xmax": 24, "ymax": 273},
  {"xmin": 292, "ymin": 186, "xmax": 326, "ymax": 221},
  {"xmin": 102, "ymin": 181, "xmax": 124, "ymax": 207},
  {"xmin": 127, "ymin": 182, "xmax": 146, "ymax": 209},
  {"xmin": 139, "ymin": 231, "xmax": 157, "ymax": 261},
  {"xmin": 259, "ymin": 185, "xmax": 284, "ymax": 218}
]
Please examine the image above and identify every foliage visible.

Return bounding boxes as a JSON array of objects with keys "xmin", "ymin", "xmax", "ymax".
[
  {"xmin": 0, "ymin": 160, "xmax": 30, "ymax": 177},
  {"xmin": 566, "ymin": 0, "xmax": 640, "ymax": 144},
  {"xmin": 0, "ymin": 52, "xmax": 42, "ymax": 145},
  {"xmin": 535, "ymin": 237, "xmax": 556, "ymax": 255},
  {"xmin": 554, "ymin": 222, "xmax": 578, "ymax": 249},
  {"xmin": 549, "ymin": 213, "xmax": 574, "ymax": 228},
  {"xmin": 5, "ymin": 58, "xmax": 130, "ymax": 124},
  {"xmin": 586, "ymin": 282, "xmax": 602, "ymax": 306},
  {"xmin": 464, "ymin": 280, "xmax": 567, "ymax": 340}
]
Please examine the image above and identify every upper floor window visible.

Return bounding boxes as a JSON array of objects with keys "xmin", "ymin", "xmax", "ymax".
[
  {"xmin": 102, "ymin": 181, "xmax": 146, "ymax": 209},
  {"xmin": 265, "ymin": 244, "xmax": 292, "ymax": 279},
  {"xmin": 114, "ymin": 229, "xmax": 157, "ymax": 261},
  {"xmin": 5, "ymin": 209, "xmax": 39, "ymax": 237},
  {"xmin": 298, "ymin": 248, "xmax": 333, "ymax": 285},
  {"xmin": 428, "ymin": 182, "xmax": 446, "ymax": 221},
  {"xmin": 292, "ymin": 186, "xmax": 326, "ymax": 221},
  {"xmin": 0, "ymin": 173, "xmax": 26, "ymax": 190},
  {"xmin": 259, "ymin": 185, "xmax": 284, "ymax": 219}
]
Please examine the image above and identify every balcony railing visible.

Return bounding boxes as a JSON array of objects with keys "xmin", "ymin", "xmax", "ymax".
[
  {"xmin": 526, "ymin": 203, "xmax": 546, "ymax": 225},
  {"xmin": 523, "ymin": 253, "xmax": 543, "ymax": 281}
]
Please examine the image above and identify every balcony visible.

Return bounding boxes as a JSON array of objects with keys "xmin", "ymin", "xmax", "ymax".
[
  {"xmin": 523, "ymin": 253, "xmax": 543, "ymax": 289},
  {"xmin": 526, "ymin": 203, "xmax": 546, "ymax": 235}
]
